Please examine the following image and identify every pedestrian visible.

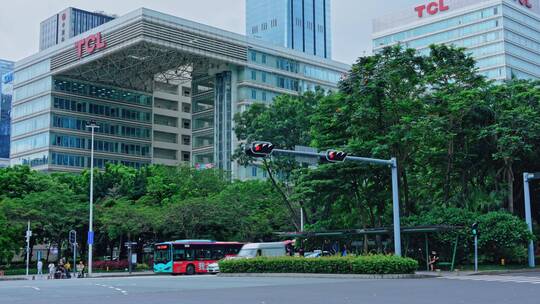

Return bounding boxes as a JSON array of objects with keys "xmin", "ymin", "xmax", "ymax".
[
  {"xmin": 341, "ymin": 244, "xmax": 348, "ymax": 257},
  {"xmin": 65, "ymin": 260, "xmax": 71, "ymax": 272},
  {"xmin": 37, "ymin": 260, "xmax": 43, "ymax": 276},
  {"xmin": 428, "ymin": 251, "xmax": 439, "ymax": 271},
  {"xmin": 76, "ymin": 261, "xmax": 85, "ymax": 278},
  {"xmin": 48, "ymin": 262, "xmax": 55, "ymax": 279}
]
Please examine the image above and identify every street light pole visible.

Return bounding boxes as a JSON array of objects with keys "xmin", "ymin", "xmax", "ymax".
[
  {"xmin": 523, "ymin": 173, "xmax": 536, "ymax": 268},
  {"xmin": 86, "ymin": 121, "xmax": 99, "ymax": 277}
]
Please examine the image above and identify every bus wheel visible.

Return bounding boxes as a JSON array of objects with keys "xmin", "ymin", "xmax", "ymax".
[{"xmin": 186, "ymin": 264, "xmax": 195, "ymax": 275}]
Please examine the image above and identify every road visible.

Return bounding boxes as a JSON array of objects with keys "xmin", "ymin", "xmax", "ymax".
[{"xmin": 0, "ymin": 272, "xmax": 539, "ymax": 304}]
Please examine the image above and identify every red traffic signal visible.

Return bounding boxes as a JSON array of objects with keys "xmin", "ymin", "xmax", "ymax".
[
  {"xmin": 326, "ymin": 150, "xmax": 347, "ymax": 162},
  {"xmin": 245, "ymin": 142, "xmax": 275, "ymax": 157}
]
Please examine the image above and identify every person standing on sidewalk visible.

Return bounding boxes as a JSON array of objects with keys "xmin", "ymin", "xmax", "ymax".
[
  {"xmin": 48, "ymin": 262, "xmax": 55, "ymax": 279},
  {"xmin": 37, "ymin": 260, "xmax": 43, "ymax": 276},
  {"xmin": 76, "ymin": 261, "xmax": 85, "ymax": 278}
]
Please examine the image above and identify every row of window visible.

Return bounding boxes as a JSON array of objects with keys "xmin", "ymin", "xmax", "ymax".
[
  {"xmin": 53, "ymin": 78, "xmax": 152, "ymax": 106},
  {"xmin": 51, "ymin": 133, "xmax": 151, "ymax": 157},
  {"xmin": 14, "ymin": 60, "xmax": 50, "ymax": 84},
  {"xmin": 51, "ymin": 152, "xmax": 146, "ymax": 169},
  {"xmin": 11, "ymin": 132, "xmax": 49, "ymax": 155},
  {"xmin": 14, "ymin": 77, "xmax": 51, "ymax": 102},
  {"xmin": 53, "ymin": 96, "xmax": 152, "ymax": 122},
  {"xmin": 52, "ymin": 115, "xmax": 151, "ymax": 139},
  {"xmin": 373, "ymin": 6, "xmax": 500, "ymax": 47},
  {"xmin": 12, "ymin": 95, "xmax": 51, "ymax": 119},
  {"xmin": 12, "ymin": 113, "xmax": 49, "ymax": 137}
]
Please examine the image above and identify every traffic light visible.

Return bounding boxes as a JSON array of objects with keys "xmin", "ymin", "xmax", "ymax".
[
  {"xmin": 245, "ymin": 142, "xmax": 275, "ymax": 157},
  {"xmin": 325, "ymin": 150, "xmax": 348, "ymax": 163},
  {"xmin": 471, "ymin": 222, "xmax": 478, "ymax": 236},
  {"xmin": 69, "ymin": 230, "xmax": 77, "ymax": 245}
]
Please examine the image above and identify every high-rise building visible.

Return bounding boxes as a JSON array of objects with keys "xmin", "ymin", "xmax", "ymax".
[
  {"xmin": 372, "ymin": 0, "xmax": 540, "ymax": 80},
  {"xmin": 40, "ymin": 7, "xmax": 115, "ymax": 51},
  {"xmin": 12, "ymin": 8, "xmax": 348, "ymax": 177},
  {"xmin": 246, "ymin": 0, "xmax": 332, "ymax": 59},
  {"xmin": 0, "ymin": 59, "xmax": 14, "ymax": 160}
]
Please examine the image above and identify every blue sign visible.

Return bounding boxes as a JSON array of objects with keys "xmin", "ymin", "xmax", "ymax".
[{"xmin": 88, "ymin": 231, "xmax": 94, "ymax": 245}]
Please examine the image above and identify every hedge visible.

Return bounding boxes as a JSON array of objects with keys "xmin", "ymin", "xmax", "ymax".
[{"xmin": 219, "ymin": 255, "xmax": 418, "ymax": 275}]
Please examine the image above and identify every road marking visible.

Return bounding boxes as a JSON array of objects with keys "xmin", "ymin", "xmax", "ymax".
[
  {"xmin": 22, "ymin": 286, "xmax": 40, "ymax": 291},
  {"xmin": 441, "ymin": 275, "xmax": 540, "ymax": 285},
  {"xmin": 95, "ymin": 283, "xmax": 128, "ymax": 295}
]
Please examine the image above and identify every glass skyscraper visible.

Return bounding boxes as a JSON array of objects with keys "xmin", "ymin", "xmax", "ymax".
[
  {"xmin": 373, "ymin": 0, "xmax": 540, "ymax": 80},
  {"xmin": 0, "ymin": 59, "xmax": 14, "ymax": 160},
  {"xmin": 40, "ymin": 7, "xmax": 115, "ymax": 51},
  {"xmin": 246, "ymin": 0, "xmax": 332, "ymax": 59}
]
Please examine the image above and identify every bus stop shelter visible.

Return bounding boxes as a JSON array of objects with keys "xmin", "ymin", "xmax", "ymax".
[{"xmin": 276, "ymin": 225, "xmax": 462, "ymax": 271}]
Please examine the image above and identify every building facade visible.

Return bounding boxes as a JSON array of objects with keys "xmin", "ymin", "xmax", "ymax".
[
  {"xmin": 0, "ymin": 59, "xmax": 14, "ymax": 160},
  {"xmin": 373, "ymin": 0, "xmax": 540, "ymax": 80},
  {"xmin": 12, "ymin": 8, "xmax": 348, "ymax": 178},
  {"xmin": 246, "ymin": 0, "xmax": 332, "ymax": 59},
  {"xmin": 40, "ymin": 7, "xmax": 115, "ymax": 51}
]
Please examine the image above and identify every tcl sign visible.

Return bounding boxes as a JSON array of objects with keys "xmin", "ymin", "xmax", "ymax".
[
  {"xmin": 75, "ymin": 32, "xmax": 106, "ymax": 58},
  {"xmin": 514, "ymin": 0, "xmax": 533, "ymax": 8},
  {"xmin": 415, "ymin": 0, "xmax": 449, "ymax": 18}
]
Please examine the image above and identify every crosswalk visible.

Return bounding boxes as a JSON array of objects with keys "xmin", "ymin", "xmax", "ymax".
[{"xmin": 441, "ymin": 275, "xmax": 540, "ymax": 285}]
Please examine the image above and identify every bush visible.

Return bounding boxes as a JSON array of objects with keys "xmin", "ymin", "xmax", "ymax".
[
  {"xmin": 219, "ymin": 255, "xmax": 418, "ymax": 275},
  {"xmin": 93, "ymin": 260, "xmax": 129, "ymax": 271}
]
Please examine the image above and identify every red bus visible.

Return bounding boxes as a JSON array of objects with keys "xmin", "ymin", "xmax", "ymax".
[{"xmin": 153, "ymin": 240, "xmax": 243, "ymax": 275}]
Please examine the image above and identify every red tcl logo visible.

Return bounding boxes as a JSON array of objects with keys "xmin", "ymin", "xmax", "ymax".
[
  {"xmin": 514, "ymin": 0, "xmax": 532, "ymax": 8},
  {"xmin": 415, "ymin": 0, "xmax": 449, "ymax": 18},
  {"xmin": 75, "ymin": 32, "xmax": 106, "ymax": 58}
]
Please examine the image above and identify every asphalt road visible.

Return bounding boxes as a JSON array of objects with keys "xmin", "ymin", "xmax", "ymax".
[{"xmin": 0, "ymin": 272, "xmax": 539, "ymax": 304}]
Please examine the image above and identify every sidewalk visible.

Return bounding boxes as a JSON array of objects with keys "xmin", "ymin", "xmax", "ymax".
[
  {"xmin": 0, "ymin": 271, "xmax": 156, "ymax": 281},
  {"xmin": 416, "ymin": 268, "xmax": 540, "ymax": 277}
]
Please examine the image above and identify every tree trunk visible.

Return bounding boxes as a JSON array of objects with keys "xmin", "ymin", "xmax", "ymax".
[
  {"xmin": 444, "ymin": 139, "xmax": 454, "ymax": 203},
  {"xmin": 506, "ymin": 162, "xmax": 514, "ymax": 214},
  {"xmin": 401, "ymin": 168, "xmax": 411, "ymax": 215}
]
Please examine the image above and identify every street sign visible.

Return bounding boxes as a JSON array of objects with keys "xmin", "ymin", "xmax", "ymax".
[
  {"xmin": 87, "ymin": 231, "xmax": 94, "ymax": 245},
  {"xmin": 124, "ymin": 242, "xmax": 137, "ymax": 247}
]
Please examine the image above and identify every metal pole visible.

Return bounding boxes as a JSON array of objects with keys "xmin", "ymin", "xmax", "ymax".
[
  {"xmin": 25, "ymin": 221, "xmax": 30, "ymax": 277},
  {"xmin": 300, "ymin": 208, "xmax": 304, "ymax": 232},
  {"xmin": 128, "ymin": 245, "xmax": 132, "ymax": 275},
  {"xmin": 391, "ymin": 158, "xmax": 402, "ymax": 257},
  {"xmin": 88, "ymin": 125, "xmax": 96, "ymax": 277},
  {"xmin": 523, "ymin": 173, "xmax": 535, "ymax": 268},
  {"xmin": 474, "ymin": 235, "xmax": 478, "ymax": 272},
  {"xmin": 73, "ymin": 243, "xmax": 76, "ymax": 279}
]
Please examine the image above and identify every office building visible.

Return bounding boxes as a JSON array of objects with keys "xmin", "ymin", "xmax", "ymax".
[
  {"xmin": 12, "ymin": 8, "xmax": 348, "ymax": 178},
  {"xmin": 40, "ymin": 7, "xmax": 115, "ymax": 51},
  {"xmin": 373, "ymin": 0, "xmax": 540, "ymax": 80},
  {"xmin": 0, "ymin": 59, "xmax": 14, "ymax": 160},
  {"xmin": 246, "ymin": 0, "xmax": 332, "ymax": 59}
]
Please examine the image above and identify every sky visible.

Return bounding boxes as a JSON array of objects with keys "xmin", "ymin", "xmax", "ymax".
[{"xmin": 0, "ymin": 0, "xmax": 422, "ymax": 64}]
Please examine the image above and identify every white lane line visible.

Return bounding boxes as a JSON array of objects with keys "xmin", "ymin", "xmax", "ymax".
[
  {"xmin": 441, "ymin": 276, "xmax": 540, "ymax": 285},
  {"xmin": 95, "ymin": 283, "xmax": 128, "ymax": 295},
  {"xmin": 22, "ymin": 286, "xmax": 40, "ymax": 291}
]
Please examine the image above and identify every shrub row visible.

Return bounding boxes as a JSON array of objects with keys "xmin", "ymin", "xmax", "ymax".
[
  {"xmin": 219, "ymin": 255, "xmax": 418, "ymax": 275},
  {"xmin": 93, "ymin": 260, "xmax": 129, "ymax": 270}
]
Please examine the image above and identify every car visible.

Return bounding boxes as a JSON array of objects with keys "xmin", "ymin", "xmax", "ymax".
[{"xmin": 207, "ymin": 262, "xmax": 220, "ymax": 274}]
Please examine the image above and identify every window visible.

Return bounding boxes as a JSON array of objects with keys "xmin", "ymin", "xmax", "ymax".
[
  {"xmin": 251, "ymin": 70, "xmax": 257, "ymax": 80},
  {"xmin": 262, "ymin": 72, "xmax": 267, "ymax": 83},
  {"xmin": 182, "ymin": 87, "xmax": 191, "ymax": 97},
  {"xmin": 252, "ymin": 166, "xmax": 257, "ymax": 177},
  {"xmin": 262, "ymin": 91, "xmax": 267, "ymax": 101},
  {"xmin": 182, "ymin": 135, "xmax": 191, "ymax": 146},
  {"xmin": 182, "ymin": 119, "xmax": 191, "ymax": 129},
  {"xmin": 182, "ymin": 103, "xmax": 191, "ymax": 113},
  {"xmin": 262, "ymin": 54, "xmax": 267, "ymax": 64},
  {"xmin": 250, "ymin": 51, "xmax": 257, "ymax": 62},
  {"xmin": 251, "ymin": 89, "xmax": 257, "ymax": 99},
  {"xmin": 182, "ymin": 151, "xmax": 190, "ymax": 162}
]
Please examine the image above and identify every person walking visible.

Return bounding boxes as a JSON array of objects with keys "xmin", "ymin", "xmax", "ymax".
[
  {"xmin": 37, "ymin": 260, "xmax": 43, "ymax": 276},
  {"xmin": 48, "ymin": 262, "xmax": 55, "ymax": 279}
]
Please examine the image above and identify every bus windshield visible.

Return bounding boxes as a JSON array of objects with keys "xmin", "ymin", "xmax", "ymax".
[{"xmin": 154, "ymin": 245, "xmax": 171, "ymax": 263}]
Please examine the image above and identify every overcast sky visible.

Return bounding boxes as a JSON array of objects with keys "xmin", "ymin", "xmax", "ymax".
[{"xmin": 0, "ymin": 0, "xmax": 421, "ymax": 64}]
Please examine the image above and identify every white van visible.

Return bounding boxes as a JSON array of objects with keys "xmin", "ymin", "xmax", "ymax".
[
  {"xmin": 236, "ymin": 242, "xmax": 288, "ymax": 258},
  {"xmin": 207, "ymin": 242, "xmax": 289, "ymax": 273}
]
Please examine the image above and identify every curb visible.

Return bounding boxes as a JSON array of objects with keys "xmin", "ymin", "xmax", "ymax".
[
  {"xmin": 468, "ymin": 268, "xmax": 540, "ymax": 276},
  {"xmin": 0, "ymin": 277, "xmax": 28, "ymax": 281},
  {"xmin": 217, "ymin": 273, "xmax": 431, "ymax": 279}
]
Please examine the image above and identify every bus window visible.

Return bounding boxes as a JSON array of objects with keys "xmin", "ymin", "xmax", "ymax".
[
  {"xmin": 154, "ymin": 246, "xmax": 171, "ymax": 263},
  {"xmin": 211, "ymin": 248, "xmax": 225, "ymax": 260},
  {"xmin": 195, "ymin": 249, "xmax": 212, "ymax": 260},
  {"xmin": 185, "ymin": 249, "xmax": 194, "ymax": 261},
  {"xmin": 173, "ymin": 249, "xmax": 185, "ymax": 261}
]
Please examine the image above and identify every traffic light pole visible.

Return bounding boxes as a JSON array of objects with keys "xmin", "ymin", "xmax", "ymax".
[
  {"xmin": 271, "ymin": 149, "xmax": 401, "ymax": 256},
  {"xmin": 474, "ymin": 235, "xmax": 478, "ymax": 272},
  {"xmin": 523, "ymin": 173, "xmax": 536, "ymax": 268}
]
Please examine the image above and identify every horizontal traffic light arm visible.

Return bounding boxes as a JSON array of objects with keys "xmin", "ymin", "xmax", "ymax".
[{"xmin": 271, "ymin": 149, "xmax": 395, "ymax": 167}]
